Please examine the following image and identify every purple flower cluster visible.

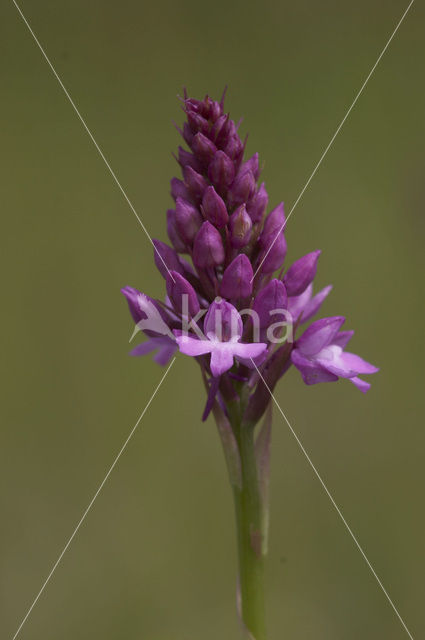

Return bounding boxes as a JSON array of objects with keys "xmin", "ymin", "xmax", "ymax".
[{"xmin": 122, "ymin": 91, "xmax": 377, "ymax": 421}]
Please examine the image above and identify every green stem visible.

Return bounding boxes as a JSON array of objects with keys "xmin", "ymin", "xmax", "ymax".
[{"xmin": 232, "ymin": 420, "xmax": 267, "ymax": 640}]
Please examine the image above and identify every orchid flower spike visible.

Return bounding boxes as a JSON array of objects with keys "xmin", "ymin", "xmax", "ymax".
[{"xmin": 121, "ymin": 90, "xmax": 379, "ymax": 639}]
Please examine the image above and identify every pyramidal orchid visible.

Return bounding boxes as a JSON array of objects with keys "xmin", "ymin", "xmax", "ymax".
[{"xmin": 122, "ymin": 91, "xmax": 378, "ymax": 639}]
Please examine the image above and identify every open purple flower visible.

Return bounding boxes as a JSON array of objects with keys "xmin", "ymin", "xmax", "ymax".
[
  {"xmin": 291, "ymin": 317, "xmax": 379, "ymax": 392},
  {"xmin": 175, "ymin": 299, "xmax": 267, "ymax": 377}
]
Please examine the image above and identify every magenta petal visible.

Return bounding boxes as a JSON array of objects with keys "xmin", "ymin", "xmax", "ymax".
[
  {"xmin": 129, "ymin": 341, "xmax": 157, "ymax": 357},
  {"xmin": 291, "ymin": 350, "xmax": 338, "ymax": 385},
  {"xmin": 233, "ymin": 342, "xmax": 267, "ymax": 360},
  {"xmin": 175, "ymin": 335, "xmax": 213, "ymax": 357},
  {"xmin": 204, "ymin": 299, "xmax": 243, "ymax": 340},
  {"xmin": 130, "ymin": 337, "xmax": 177, "ymax": 366},
  {"xmin": 154, "ymin": 342, "xmax": 178, "ymax": 366},
  {"xmin": 236, "ymin": 348, "xmax": 268, "ymax": 368},
  {"xmin": 210, "ymin": 347, "xmax": 235, "ymax": 377},
  {"xmin": 296, "ymin": 316, "xmax": 345, "ymax": 356},
  {"xmin": 339, "ymin": 352, "xmax": 379, "ymax": 375},
  {"xmin": 287, "ymin": 284, "xmax": 312, "ymax": 322},
  {"xmin": 300, "ymin": 285, "xmax": 332, "ymax": 324},
  {"xmin": 316, "ymin": 347, "xmax": 378, "ymax": 379},
  {"xmin": 332, "ymin": 330, "xmax": 354, "ymax": 349},
  {"xmin": 350, "ymin": 377, "xmax": 371, "ymax": 393}
]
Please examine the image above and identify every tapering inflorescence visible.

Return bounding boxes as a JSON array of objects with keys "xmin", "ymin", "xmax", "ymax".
[{"xmin": 122, "ymin": 91, "xmax": 377, "ymax": 421}]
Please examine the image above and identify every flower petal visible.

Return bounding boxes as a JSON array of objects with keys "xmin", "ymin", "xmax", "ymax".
[
  {"xmin": 175, "ymin": 335, "xmax": 213, "ymax": 357},
  {"xmin": 316, "ymin": 345, "xmax": 378, "ymax": 378},
  {"xmin": 296, "ymin": 316, "xmax": 345, "ymax": 356},
  {"xmin": 350, "ymin": 377, "xmax": 371, "ymax": 393},
  {"xmin": 339, "ymin": 351, "xmax": 379, "ymax": 375},
  {"xmin": 287, "ymin": 284, "xmax": 313, "ymax": 322},
  {"xmin": 233, "ymin": 342, "xmax": 268, "ymax": 360},
  {"xmin": 300, "ymin": 285, "xmax": 332, "ymax": 324},
  {"xmin": 332, "ymin": 330, "xmax": 354, "ymax": 349},
  {"xmin": 130, "ymin": 336, "xmax": 177, "ymax": 366},
  {"xmin": 210, "ymin": 345, "xmax": 235, "ymax": 376},
  {"xmin": 154, "ymin": 342, "xmax": 178, "ymax": 366},
  {"xmin": 236, "ymin": 348, "xmax": 269, "ymax": 368},
  {"xmin": 204, "ymin": 299, "xmax": 243, "ymax": 341},
  {"xmin": 291, "ymin": 350, "xmax": 338, "ymax": 385},
  {"xmin": 129, "ymin": 340, "xmax": 158, "ymax": 357}
]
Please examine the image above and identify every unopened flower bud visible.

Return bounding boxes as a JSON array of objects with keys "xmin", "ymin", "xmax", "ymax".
[
  {"xmin": 283, "ymin": 250, "xmax": 321, "ymax": 296},
  {"xmin": 209, "ymin": 100, "xmax": 222, "ymax": 121},
  {"xmin": 170, "ymin": 177, "xmax": 191, "ymax": 202},
  {"xmin": 229, "ymin": 204, "xmax": 252, "ymax": 247},
  {"xmin": 152, "ymin": 239, "xmax": 184, "ymax": 280},
  {"xmin": 178, "ymin": 146, "xmax": 202, "ymax": 173},
  {"xmin": 253, "ymin": 279, "xmax": 288, "ymax": 328},
  {"xmin": 208, "ymin": 151, "xmax": 235, "ymax": 191},
  {"xmin": 175, "ymin": 197, "xmax": 203, "ymax": 244},
  {"xmin": 224, "ymin": 134, "xmax": 244, "ymax": 162},
  {"xmin": 184, "ymin": 98, "xmax": 206, "ymax": 115},
  {"xmin": 202, "ymin": 186, "xmax": 229, "ymax": 228},
  {"xmin": 229, "ymin": 170, "xmax": 256, "ymax": 206},
  {"xmin": 220, "ymin": 254, "xmax": 253, "ymax": 299},
  {"xmin": 182, "ymin": 122, "xmax": 194, "ymax": 147},
  {"xmin": 192, "ymin": 132, "xmax": 217, "ymax": 163},
  {"xmin": 239, "ymin": 153, "xmax": 260, "ymax": 180},
  {"xmin": 258, "ymin": 232, "xmax": 287, "ymax": 274},
  {"xmin": 166, "ymin": 209, "xmax": 186, "ymax": 253},
  {"xmin": 166, "ymin": 271, "xmax": 200, "ymax": 317},
  {"xmin": 262, "ymin": 202, "xmax": 285, "ymax": 237},
  {"xmin": 210, "ymin": 114, "xmax": 229, "ymax": 144},
  {"xmin": 187, "ymin": 111, "xmax": 209, "ymax": 135},
  {"xmin": 193, "ymin": 221, "xmax": 225, "ymax": 268},
  {"xmin": 247, "ymin": 182, "xmax": 268, "ymax": 223},
  {"xmin": 183, "ymin": 166, "xmax": 208, "ymax": 202}
]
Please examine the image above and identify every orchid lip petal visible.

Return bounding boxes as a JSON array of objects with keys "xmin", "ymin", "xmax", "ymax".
[
  {"xmin": 316, "ymin": 345, "xmax": 378, "ymax": 378},
  {"xmin": 291, "ymin": 350, "xmax": 338, "ymax": 385},
  {"xmin": 210, "ymin": 347, "xmax": 235, "ymax": 377}
]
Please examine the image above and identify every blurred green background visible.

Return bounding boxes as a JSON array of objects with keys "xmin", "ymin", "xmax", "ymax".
[{"xmin": 1, "ymin": 1, "xmax": 424, "ymax": 638}]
